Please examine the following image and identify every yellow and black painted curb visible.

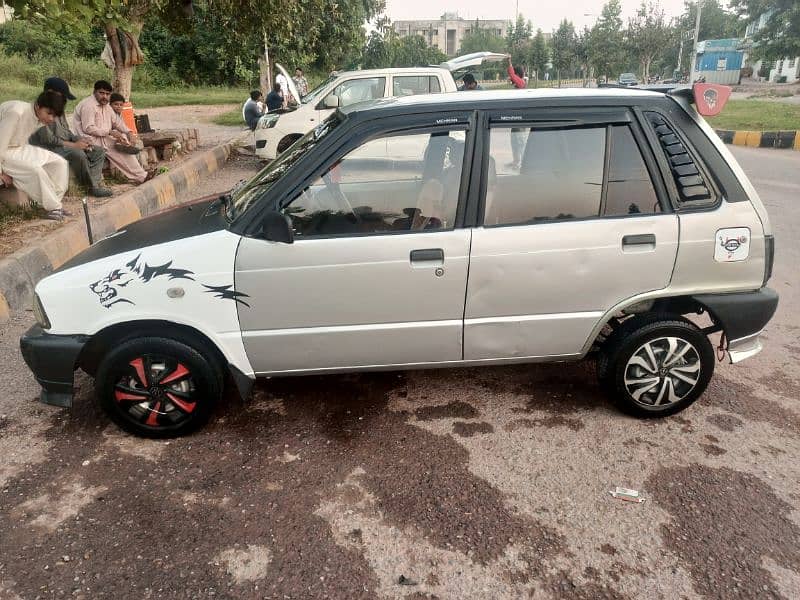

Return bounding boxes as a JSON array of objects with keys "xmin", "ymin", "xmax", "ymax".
[
  {"xmin": 715, "ymin": 129, "xmax": 800, "ymax": 150},
  {"xmin": 0, "ymin": 139, "xmax": 238, "ymax": 323}
]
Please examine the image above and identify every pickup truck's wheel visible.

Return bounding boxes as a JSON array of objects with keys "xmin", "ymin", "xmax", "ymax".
[
  {"xmin": 95, "ymin": 337, "xmax": 223, "ymax": 438},
  {"xmin": 597, "ymin": 316, "xmax": 714, "ymax": 418},
  {"xmin": 277, "ymin": 134, "xmax": 302, "ymax": 154}
]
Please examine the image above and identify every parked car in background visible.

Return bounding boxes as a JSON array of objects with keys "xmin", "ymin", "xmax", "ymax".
[
  {"xmin": 618, "ymin": 72, "xmax": 639, "ymax": 86},
  {"xmin": 254, "ymin": 52, "xmax": 507, "ymax": 160},
  {"xmin": 21, "ymin": 84, "xmax": 777, "ymax": 437}
]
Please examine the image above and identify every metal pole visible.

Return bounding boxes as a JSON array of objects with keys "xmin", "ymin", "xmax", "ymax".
[
  {"xmin": 691, "ymin": 1, "xmax": 702, "ymax": 82},
  {"xmin": 82, "ymin": 197, "xmax": 94, "ymax": 245}
]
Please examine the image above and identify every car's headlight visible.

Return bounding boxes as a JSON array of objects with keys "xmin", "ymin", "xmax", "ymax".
[
  {"xmin": 33, "ymin": 293, "xmax": 51, "ymax": 329},
  {"xmin": 259, "ymin": 114, "xmax": 280, "ymax": 129}
]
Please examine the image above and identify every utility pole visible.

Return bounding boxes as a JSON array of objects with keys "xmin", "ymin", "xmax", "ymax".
[{"xmin": 690, "ymin": 1, "xmax": 702, "ymax": 82}]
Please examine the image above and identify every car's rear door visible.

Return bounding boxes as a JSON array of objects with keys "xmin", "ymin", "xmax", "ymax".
[
  {"xmin": 235, "ymin": 112, "xmax": 474, "ymax": 374},
  {"xmin": 464, "ymin": 107, "xmax": 680, "ymax": 360}
]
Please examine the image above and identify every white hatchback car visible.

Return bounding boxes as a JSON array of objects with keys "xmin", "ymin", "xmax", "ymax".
[
  {"xmin": 21, "ymin": 84, "xmax": 777, "ymax": 437},
  {"xmin": 254, "ymin": 52, "xmax": 507, "ymax": 160}
]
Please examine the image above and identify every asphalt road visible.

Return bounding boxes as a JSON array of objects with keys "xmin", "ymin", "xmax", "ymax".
[{"xmin": 1, "ymin": 146, "xmax": 798, "ymax": 600}]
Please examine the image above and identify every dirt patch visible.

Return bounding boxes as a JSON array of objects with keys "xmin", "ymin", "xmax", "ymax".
[
  {"xmin": 504, "ymin": 416, "xmax": 584, "ymax": 432},
  {"xmin": 704, "ymin": 376, "xmax": 800, "ymax": 434},
  {"xmin": 599, "ymin": 544, "xmax": 618, "ymax": 556},
  {"xmin": 452, "ymin": 421, "xmax": 494, "ymax": 437},
  {"xmin": 414, "ymin": 401, "xmax": 479, "ymax": 421},
  {"xmin": 699, "ymin": 443, "xmax": 726, "ymax": 456},
  {"xmin": 647, "ymin": 464, "xmax": 800, "ymax": 599},
  {"xmin": 539, "ymin": 569, "xmax": 630, "ymax": 600},
  {"xmin": 759, "ymin": 370, "xmax": 800, "ymax": 402},
  {"xmin": 706, "ymin": 413, "xmax": 744, "ymax": 432},
  {"xmin": 216, "ymin": 544, "xmax": 272, "ymax": 584},
  {"xmin": 0, "ymin": 370, "xmax": 569, "ymax": 598}
]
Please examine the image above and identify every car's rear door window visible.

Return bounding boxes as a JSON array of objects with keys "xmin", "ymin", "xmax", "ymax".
[
  {"xmin": 484, "ymin": 123, "xmax": 661, "ymax": 226},
  {"xmin": 392, "ymin": 76, "xmax": 442, "ymax": 96}
]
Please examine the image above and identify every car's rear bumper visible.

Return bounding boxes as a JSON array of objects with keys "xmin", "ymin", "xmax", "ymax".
[
  {"xmin": 19, "ymin": 325, "xmax": 88, "ymax": 408},
  {"xmin": 693, "ymin": 287, "xmax": 779, "ymax": 363}
]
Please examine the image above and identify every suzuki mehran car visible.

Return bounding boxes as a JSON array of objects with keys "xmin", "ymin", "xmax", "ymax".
[
  {"xmin": 21, "ymin": 84, "xmax": 777, "ymax": 437},
  {"xmin": 254, "ymin": 52, "xmax": 507, "ymax": 160}
]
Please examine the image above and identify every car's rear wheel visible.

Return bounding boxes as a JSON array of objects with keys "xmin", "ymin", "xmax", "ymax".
[
  {"xmin": 597, "ymin": 315, "xmax": 715, "ymax": 418},
  {"xmin": 95, "ymin": 337, "xmax": 223, "ymax": 438},
  {"xmin": 277, "ymin": 134, "xmax": 302, "ymax": 154}
]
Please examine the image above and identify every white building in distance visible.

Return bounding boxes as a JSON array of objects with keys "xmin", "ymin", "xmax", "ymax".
[{"xmin": 392, "ymin": 13, "xmax": 511, "ymax": 56}]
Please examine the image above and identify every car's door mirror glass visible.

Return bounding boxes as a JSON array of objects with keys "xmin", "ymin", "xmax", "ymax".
[
  {"xmin": 323, "ymin": 95, "xmax": 340, "ymax": 109},
  {"xmin": 260, "ymin": 211, "xmax": 294, "ymax": 243}
]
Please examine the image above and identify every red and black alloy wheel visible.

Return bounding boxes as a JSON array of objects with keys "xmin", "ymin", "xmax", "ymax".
[
  {"xmin": 114, "ymin": 356, "xmax": 198, "ymax": 428},
  {"xmin": 96, "ymin": 336, "xmax": 223, "ymax": 438}
]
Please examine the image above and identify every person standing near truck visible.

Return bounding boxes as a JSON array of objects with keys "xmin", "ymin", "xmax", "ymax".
[{"xmin": 506, "ymin": 57, "xmax": 527, "ymax": 170}]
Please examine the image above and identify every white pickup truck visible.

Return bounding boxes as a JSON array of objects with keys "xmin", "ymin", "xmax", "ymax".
[{"xmin": 254, "ymin": 52, "xmax": 507, "ymax": 160}]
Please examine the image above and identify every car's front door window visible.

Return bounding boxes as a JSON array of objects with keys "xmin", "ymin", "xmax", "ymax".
[
  {"xmin": 284, "ymin": 130, "xmax": 465, "ymax": 238},
  {"xmin": 327, "ymin": 77, "xmax": 386, "ymax": 107}
]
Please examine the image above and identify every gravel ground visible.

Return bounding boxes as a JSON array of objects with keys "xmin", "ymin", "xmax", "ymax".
[{"xmin": 0, "ymin": 147, "xmax": 798, "ymax": 599}]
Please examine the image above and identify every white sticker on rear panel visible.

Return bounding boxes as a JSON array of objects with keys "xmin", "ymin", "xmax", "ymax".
[{"xmin": 715, "ymin": 227, "xmax": 750, "ymax": 262}]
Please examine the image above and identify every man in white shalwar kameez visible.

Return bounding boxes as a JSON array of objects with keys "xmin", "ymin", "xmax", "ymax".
[
  {"xmin": 0, "ymin": 91, "xmax": 70, "ymax": 220},
  {"xmin": 73, "ymin": 80, "xmax": 149, "ymax": 184}
]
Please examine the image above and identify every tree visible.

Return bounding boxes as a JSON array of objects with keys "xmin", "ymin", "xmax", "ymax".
[
  {"xmin": 460, "ymin": 19, "xmax": 506, "ymax": 54},
  {"xmin": 551, "ymin": 19, "xmax": 577, "ymax": 79},
  {"xmin": 529, "ymin": 29, "xmax": 549, "ymax": 79},
  {"xmin": 587, "ymin": 0, "xmax": 627, "ymax": 80},
  {"xmin": 360, "ymin": 18, "xmax": 446, "ymax": 69},
  {"xmin": 627, "ymin": 1, "xmax": 673, "ymax": 80},
  {"xmin": 505, "ymin": 14, "xmax": 532, "ymax": 68},
  {"xmin": 731, "ymin": 0, "xmax": 800, "ymax": 60}
]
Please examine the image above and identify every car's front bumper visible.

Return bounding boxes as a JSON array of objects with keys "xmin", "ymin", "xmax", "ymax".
[{"xmin": 20, "ymin": 325, "xmax": 88, "ymax": 408}]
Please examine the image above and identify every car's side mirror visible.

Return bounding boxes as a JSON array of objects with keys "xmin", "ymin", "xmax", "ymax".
[
  {"xmin": 323, "ymin": 95, "xmax": 340, "ymax": 109},
  {"xmin": 260, "ymin": 211, "xmax": 294, "ymax": 244}
]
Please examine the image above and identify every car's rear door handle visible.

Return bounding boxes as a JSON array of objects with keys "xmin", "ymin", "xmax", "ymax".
[
  {"xmin": 410, "ymin": 248, "xmax": 444, "ymax": 263},
  {"xmin": 622, "ymin": 234, "xmax": 656, "ymax": 250}
]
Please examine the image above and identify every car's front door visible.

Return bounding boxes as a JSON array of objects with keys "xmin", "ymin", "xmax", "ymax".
[
  {"xmin": 235, "ymin": 121, "xmax": 472, "ymax": 374},
  {"xmin": 464, "ymin": 109, "xmax": 680, "ymax": 360}
]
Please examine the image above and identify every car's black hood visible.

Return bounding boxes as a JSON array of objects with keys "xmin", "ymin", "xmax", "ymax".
[{"xmin": 57, "ymin": 195, "xmax": 229, "ymax": 272}]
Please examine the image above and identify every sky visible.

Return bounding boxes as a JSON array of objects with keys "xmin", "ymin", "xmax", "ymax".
[{"xmin": 384, "ymin": 0, "xmax": 695, "ymax": 32}]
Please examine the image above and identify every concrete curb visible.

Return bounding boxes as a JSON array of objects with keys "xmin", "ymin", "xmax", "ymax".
[
  {"xmin": 0, "ymin": 138, "xmax": 241, "ymax": 324},
  {"xmin": 715, "ymin": 128, "xmax": 800, "ymax": 150}
]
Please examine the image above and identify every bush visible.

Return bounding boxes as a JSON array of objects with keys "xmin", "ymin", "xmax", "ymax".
[{"xmin": 776, "ymin": 75, "xmax": 788, "ymax": 83}]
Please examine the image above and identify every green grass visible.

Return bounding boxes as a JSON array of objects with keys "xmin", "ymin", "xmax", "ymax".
[
  {"xmin": 212, "ymin": 108, "xmax": 246, "ymax": 126},
  {"xmin": 1, "ymin": 80, "xmax": 247, "ymax": 108},
  {"xmin": 0, "ymin": 202, "xmax": 42, "ymax": 231},
  {"xmin": 0, "ymin": 49, "xmax": 247, "ymax": 107},
  {"xmin": 706, "ymin": 100, "xmax": 800, "ymax": 131}
]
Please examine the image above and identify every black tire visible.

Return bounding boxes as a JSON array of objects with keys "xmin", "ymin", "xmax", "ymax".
[
  {"xmin": 277, "ymin": 134, "xmax": 302, "ymax": 154},
  {"xmin": 95, "ymin": 336, "xmax": 224, "ymax": 438},
  {"xmin": 597, "ymin": 315, "xmax": 715, "ymax": 418}
]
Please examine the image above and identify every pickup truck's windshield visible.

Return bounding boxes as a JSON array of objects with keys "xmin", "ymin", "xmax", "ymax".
[{"xmin": 230, "ymin": 113, "xmax": 343, "ymax": 219}]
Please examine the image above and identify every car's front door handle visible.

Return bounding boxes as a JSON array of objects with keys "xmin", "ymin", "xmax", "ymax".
[
  {"xmin": 410, "ymin": 248, "xmax": 444, "ymax": 263},
  {"xmin": 622, "ymin": 234, "xmax": 656, "ymax": 249}
]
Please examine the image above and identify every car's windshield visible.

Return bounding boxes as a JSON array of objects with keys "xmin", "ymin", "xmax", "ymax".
[
  {"xmin": 230, "ymin": 113, "xmax": 343, "ymax": 219},
  {"xmin": 302, "ymin": 74, "xmax": 337, "ymax": 104}
]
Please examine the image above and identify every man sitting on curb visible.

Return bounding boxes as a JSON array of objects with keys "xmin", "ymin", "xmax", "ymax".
[
  {"xmin": 29, "ymin": 77, "xmax": 112, "ymax": 198},
  {"xmin": 73, "ymin": 80, "xmax": 152, "ymax": 184},
  {"xmin": 0, "ymin": 91, "xmax": 71, "ymax": 220}
]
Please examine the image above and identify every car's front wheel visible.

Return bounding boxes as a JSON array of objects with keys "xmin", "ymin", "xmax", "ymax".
[
  {"xmin": 597, "ymin": 316, "xmax": 715, "ymax": 418},
  {"xmin": 95, "ymin": 336, "xmax": 223, "ymax": 438}
]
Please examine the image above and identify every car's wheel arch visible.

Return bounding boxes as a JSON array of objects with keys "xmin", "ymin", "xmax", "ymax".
[
  {"xmin": 77, "ymin": 319, "xmax": 253, "ymax": 399},
  {"xmin": 277, "ymin": 133, "xmax": 303, "ymax": 154}
]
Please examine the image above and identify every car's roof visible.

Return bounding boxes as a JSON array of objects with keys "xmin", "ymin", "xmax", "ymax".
[
  {"xmin": 339, "ymin": 87, "xmax": 665, "ymax": 117},
  {"xmin": 334, "ymin": 67, "xmax": 447, "ymax": 78}
]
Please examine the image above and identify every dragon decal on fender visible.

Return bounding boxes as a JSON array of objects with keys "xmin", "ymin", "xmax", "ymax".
[{"xmin": 89, "ymin": 254, "xmax": 250, "ymax": 308}]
